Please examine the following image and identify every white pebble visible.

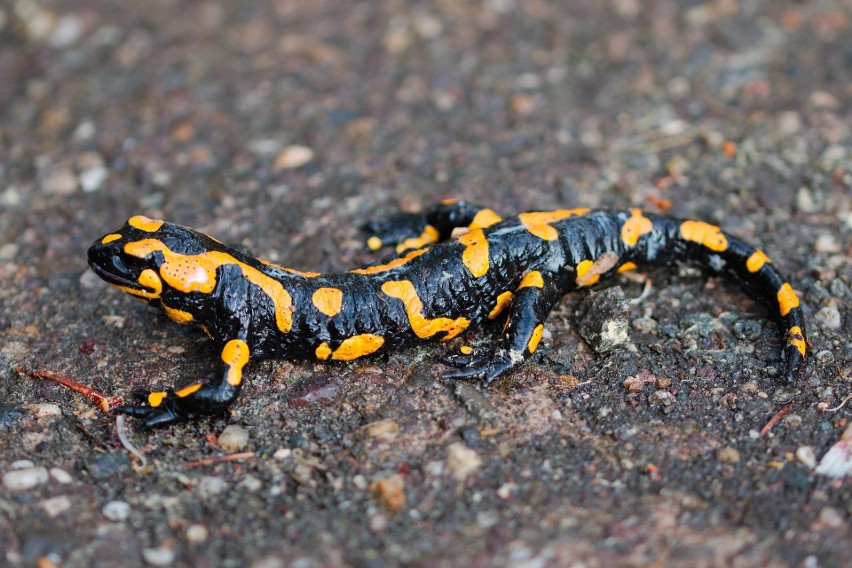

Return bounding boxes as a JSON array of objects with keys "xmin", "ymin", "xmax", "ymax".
[
  {"xmin": 11, "ymin": 460, "xmax": 35, "ymax": 469},
  {"xmin": 102, "ymin": 500, "xmax": 131, "ymax": 521},
  {"xmin": 41, "ymin": 495, "xmax": 72, "ymax": 517},
  {"xmin": 185, "ymin": 524, "xmax": 208, "ymax": 543},
  {"xmin": 274, "ymin": 145, "xmax": 314, "ymax": 169},
  {"xmin": 446, "ymin": 442, "xmax": 481, "ymax": 480},
  {"xmin": 795, "ymin": 446, "xmax": 817, "ymax": 469},
  {"xmin": 142, "ymin": 546, "xmax": 175, "ymax": 566},
  {"xmin": 814, "ymin": 306, "xmax": 841, "ymax": 330},
  {"xmin": 217, "ymin": 425, "xmax": 249, "ymax": 451},
  {"xmin": 28, "ymin": 403, "xmax": 62, "ymax": 418},
  {"xmin": 50, "ymin": 467, "xmax": 73, "ymax": 484},
  {"xmin": 197, "ymin": 475, "xmax": 228, "ymax": 497},
  {"xmin": 79, "ymin": 166, "xmax": 109, "ymax": 192},
  {"xmin": 3, "ymin": 466, "xmax": 49, "ymax": 491}
]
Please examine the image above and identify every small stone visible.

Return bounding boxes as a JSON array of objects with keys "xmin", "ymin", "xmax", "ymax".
[
  {"xmin": 796, "ymin": 446, "xmax": 817, "ymax": 469},
  {"xmin": 818, "ymin": 507, "xmax": 845, "ymax": 529},
  {"xmin": 79, "ymin": 166, "xmax": 109, "ymax": 192},
  {"xmin": 42, "ymin": 168, "xmax": 77, "ymax": 195},
  {"xmin": 272, "ymin": 448, "xmax": 292, "ymax": 460},
  {"xmin": 40, "ymin": 495, "xmax": 72, "ymax": 517},
  {"xmin": 49, "ymin": 468, "xmax": 73, "ymax": 484},
  {"xmin": 274, "ymin": 145, "xmax": 314, "ymax": 169},
  {"xmin": 142, "ymin": 546, "xmax": 175, "ymax": 566},
  {"xmin": 49, "ymin": 14, "xmax": 83, "ymax": 48},
  {"xmin": 197, "ymin": 476, "xmax": 228, "ymax": 497},
  {"xmin": 716, "ymin": 447, "xmax": 741, "ymax": 463},
  {"xmin": 369, "ymin": 512, "xmax": 389, "ymax": 532},
  {"xmin": 815, "ymin": 425, "xmax": 852, "ymax": 479},
  {"xmin": 623, "ymin": 369, "xmax": 655, "ymax": 393},
  {"xmin": 809, "ymin": 91, "xmax": 839, "ymax": 109},
  {"xmin": 577, "ymin": 287, "xmax": 630, "ymax": 353},
  {"xmin": 796, "ymin": 187, "xmax": 816, "ymax": 214},
  {"xmin": 648, "ymin": 390, "xmax": 676, "ymax": 407},
  {"xmin": 288, "ymin": 374, "xmax": 342, "ymax": 407},
  {"xmin": 217, "ymin": 425, "xmax": 249, "ymax": 452},
  {"xmin": 496, "ymin": 482, "xmax": 518, "ymax": 500},
  {"xmin": 3, "ymin": 466, "xmax": 49, "ymax": 491},
  {"xmin": 370, "ymin": 474, "xmax": 406, "ymax": 511},
  {"xmin": 102, "ymin": 500, "xmax": 131, "ymax": 521},
  {"xmin": 815, "ymin": 350, "xmax": 834, "ymax": 365},
  {"xmin": 740, "ymin": 381, "xmax": 760, "ymax": 395},
  {"xmin": 0, "ymin": 243, "xmax": 19, "ymax": 260},
  {"xmin": 814, "ymin": 233, "xmax": 841, "ymax": 253},
  {"xmin": 185, "ymin": 524, "xmax": 208, "ymax": 543},
  {"xmin": 364, "ymin": 418, "xmax": 399, "ymax": 442},
  {"xmin": 11, "ymin": 460, "xmax": 35, "ymax": 469},
  {"xmin": 655, "ymin": 376, "xmax": 672, "ymax": 390},
  {"xmin": 631, "ymin": 317, "xmax": 657, "ymax": 333},
  {"xmin": 28, "ymin": 403, "xmax": 62, "ymax": 418},
  {"xmin": 446, "ymin": 442, "xmax": 481, "ymax": 481},
  {"xmin": 813, "ymin": 307, "xmax": 841, "ymax": 330}
]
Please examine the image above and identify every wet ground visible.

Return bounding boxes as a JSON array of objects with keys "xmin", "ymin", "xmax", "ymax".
[{"xmin": 1, "ymin": 0, "xmax": 850, "ymax": 566}]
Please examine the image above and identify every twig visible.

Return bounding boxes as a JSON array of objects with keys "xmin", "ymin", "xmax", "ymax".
[
  {"xmin": 16, "ymin": 366, "xmax": 121, "ymax": 415},
  {"xmin": 820, "ymin": 394, "xmax": 852, "ymax": 413},
  {"xmin": 760, "ymin": 403, "xmax": 794, "ymax": 437},
  {"xmin": 115, "ymin": 415, "xmax": 148, "ymax": 468},
  {"xmin": 182, "ymin": 452, "xmax": 255, "ymax": 468}
]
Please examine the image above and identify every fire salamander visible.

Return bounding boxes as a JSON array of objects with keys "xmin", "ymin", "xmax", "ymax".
[{"xmin": 88, "ymin": 200, "xmax": 807, "ymax": 427}]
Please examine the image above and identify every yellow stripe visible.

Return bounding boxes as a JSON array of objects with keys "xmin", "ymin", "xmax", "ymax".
[
  {"xmin": 777, "ymin": 283, "xmax": 800, "ymax": 317},
  {"xmin": 746, "ymin": 250, "xmax": 770, "ymax": 273},
  {"xmin": 518, "ymin": 271, "xmax": 544, "ymax": 289}
]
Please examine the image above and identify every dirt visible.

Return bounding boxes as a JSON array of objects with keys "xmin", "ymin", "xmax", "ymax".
[{"xmin": 1, "ymin": 1, "xmax": 850, "ymax": 566}]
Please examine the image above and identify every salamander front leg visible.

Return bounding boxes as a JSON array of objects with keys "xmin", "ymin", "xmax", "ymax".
[
  {"xmin": 116, "ymin": 339, "xmax": 251, "ymax": 428},
  {"xmin": 364, "ymin": 200, "xmax": 503, "ymax": 253},
  {"xmin": 442, "ymin": 271, "xmax": 565, "ymax": 388}
]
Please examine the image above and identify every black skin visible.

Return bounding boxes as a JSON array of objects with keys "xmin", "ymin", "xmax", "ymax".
[{"xmin": 88, "ymin": 202, "xmax": 807, "ymax": 427}]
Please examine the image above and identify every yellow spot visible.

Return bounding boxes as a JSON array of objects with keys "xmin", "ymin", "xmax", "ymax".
[
  {"xmin": 222, "ymin": 339, "xmax": 250, "ymax": 386},
  {"xmin": 617, "ymin": 262, "xmax": 638, "ymax": 273},
  {"xmin": 381, "ymin": 280, "xmax": 471, "ymax": 340},
  {"xmin": 162, "ymin": 304, "xmax": 193, "ymax": 323},
  {"xmin": 460, "ymin": 345, "xmax": 474, "ymax": 355},
  {"xmin": 148, "ymin": 391, "xmax": 167, "ymax": 407},
  {"xmin": 679, "ymin": 220, "xmax": 728, "ymax": 252},
  {"xmin": 351, "ymin": 248, "xmax": 428, "ymax": 275},
  {"xmin": 366, "ymin": 236, "xmax": 383, "ymax": 251},
  {"xmin": 316, "ymin": 342, "xmax": 332, "ymax": 360},
  {"xmin": 488, "ymin": 291, "xmax": 513, "ymax": 319},
  {"xmin": 528, "ymin": 324, "xmax": 544, "ymax": 353},
  {"xmin": 518, "ymin": 209, "xmax": 590, "ymax": 241},
  {"xmin": 746, "ymin": 250, "xmax": 771, "ymax": 273},
  {"xmin": 576, "ymin": 252, "xmax": 619, "ymax": 287},
  {"xmin": 787, "ymin": 326, "xmax": 806, "ymax": 357},
  {"xmin": 458, "ymin": 228, "xmax": 490, "ymax": 277},
  {"xmin": 101, "ymin": 233, "xmax": 122, "ymax": 244},
  {"xmin": 396, "ymin": 225, "xmax": 440, "ymax": 253},
  {"xmin": 330, "ymin": 334, "xmax": 385, "ymax": 360},
  {"xmin": 125, "ymin": 240, "xmax": 294, "ymax": 333},
  {"xmin": 175, "ymin": 383, "xmax": 202, "ymax": 398},
  {"xmin": 621, "ymin": 209, "xmax": 653, "ymax": 247},
  {"xmin": 469, "ymin": 209, "xmax": 503, "ymax": 229},
  {"xmin": 110, "ymin": 268, "xmax": 163, "ymax": 300},
  {"xmin": 519, "ymin": 271, "xmax": 544, "ymax": 289},
  {"xmin": 777, "ymin": 283, "xmax": 800, "ymax": 316},
  {"xmin": 441, "ymin": 198, "xmax": 459, "ymax": 205},
  {"xmin": 575, "ymin": 260, "xmax": 600, "ymax": 287},
  {"xmin": 128, "ymin": 215, "xmax": 164, "ymax": 232},
  {"xmin": 312, "ymin": 287, "xmax": 344, "ymax": 317}
]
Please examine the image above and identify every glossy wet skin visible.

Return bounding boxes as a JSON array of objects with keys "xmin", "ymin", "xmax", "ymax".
[{"xmin": 88, "ymin": 204, "xmax": 807, "ymax": 427}]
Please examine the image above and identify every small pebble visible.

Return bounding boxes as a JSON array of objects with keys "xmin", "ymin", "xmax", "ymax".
[
  {"xmin": 79, "ymin": 166, "xmax": 109, "ymax": 192},
  {"xmin": 818, "ymin": 507, "xmax": 845, "ymax": 529},
  {"xmin": 186, "ymin": 524, "xmax": 208, "ymax": 543},
  {"xmin": 197, "ymin": 476, "xmax": 228, "ymax": 498},
  {"xmin": 28, "ymin": 403, "xmax": 62, "ymax": 418},
  {"xmin": 446, "ymin": 442, "xmax": 481, "ymax": 480},
  {"xmin": 813, "ymin": 307, "xmax": 841, "ymax": 330},
  {"xmin": 369, "ymin": 512, "xmax": 389, "ymax": 532},
  {"xmin": 11, "ymin": 460, "xmax": 35, "ymax": 469},
  {"xmin": 42, "ymin": 168, "xmax": 77, "ymax": 195},
  {"xmin": 50, "ymin": 468, "xmax": 73, "ymax": 484},
  {"xmin": 716, "ymin": 447, "xmax": 741, "ymax": 463},
  {"xmin": 631, "ymin": 317, "xmax": 657, "ymax": 333},
  {"xmin": 654, "ymin": 376, "xmax": 672, "ymax": 390},
  {"xmin": 217, "ymin": 425, "xmax": 249, "ymax": 452},
  {"xmin": 3, "ymin": 466, "xmax": 49, "ymax": 491},
  {"xmin": 274, "ymin": 145, "xmax": 314, "ymax": 169},
  {"xmin": 102, "ymin": 500, "xmax": 131, "ymax": 521},
  {"xmin": 815, "ymin": 350, "xmax": 834, "ymax": 365},
  {"xmin": 40, "ymin": 495, "xmax": 72, "ymax": 517},
  {"xmin": 370, "ymin": 474, "xmax": 406, "ymax": 511},
  {"xmin": 142, "ymin": 546, "xmax": 175, "ymax": 567},
  {"xmin": 796, "ymin": 446, "xmax": 817, "ymax": 469},
  {"xmin": 364, "ymin": 418, "xmax": 400, "ymax": 442},
  {"xmin": 648, "ymin": 390, "xmax": 676, "ymax": 407},
  {"xmin": 740, "ymin": 381, "xmax": 760, "ymax": 395},
  {"xmin": 814, "ymin": 234, "xmax": 841, "ymax": 253}
]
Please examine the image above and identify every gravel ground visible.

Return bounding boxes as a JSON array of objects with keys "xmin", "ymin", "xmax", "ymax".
[{"xmin": 1, "ymin": 1, "xmax": 850, "ymax": 566}]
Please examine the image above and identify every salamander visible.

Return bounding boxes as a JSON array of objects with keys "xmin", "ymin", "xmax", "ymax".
[{"xmin": 88, "ymin": 200, "xmax": 808, "ymax": 427}]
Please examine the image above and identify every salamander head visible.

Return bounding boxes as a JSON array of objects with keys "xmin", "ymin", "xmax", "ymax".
[{"xmin": 88, "ymin": 215, "xmax": 211, "ymax": 302}]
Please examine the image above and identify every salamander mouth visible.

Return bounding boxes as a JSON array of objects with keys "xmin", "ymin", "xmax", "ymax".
[{"xmin": 89, "ymin": 261, "xmax": 147, "ymax": 290}]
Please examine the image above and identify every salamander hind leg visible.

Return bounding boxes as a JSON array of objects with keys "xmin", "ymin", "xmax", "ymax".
[
  {"xmin": 441, "ymin": 270, "xmax": 564, "ymax": 388},
  {"xmin": 363, "ymin": 200, "xmax": 503, "ymax": 253},
  {"xmin": 116, "ymin": 339, "xmax": 251, "ymax": 428}
]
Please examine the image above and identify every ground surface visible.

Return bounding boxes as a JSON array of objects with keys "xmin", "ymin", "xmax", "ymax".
[{"xmin": 1, "ymin": 1, "xmax": 850, "ymax": 566}]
